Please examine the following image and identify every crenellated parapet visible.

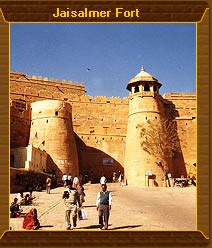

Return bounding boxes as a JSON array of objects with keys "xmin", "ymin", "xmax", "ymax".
[
  {"xmin": 10, "ymin": 72, "xmax": 129, "ymax": 106},
  {"xmin": 94, "ymin": 96, "xmax": 108, "ymax": 103},
  {"xmin": 10, "ymin": 72, "xmax": 85, "ymax": 99},
  {"xmin": 26, "ymin": 73, "xmax": 85, "ymax": 87}
]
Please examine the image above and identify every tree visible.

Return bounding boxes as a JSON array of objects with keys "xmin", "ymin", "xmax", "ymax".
[{"xmin": 137, "ymin": 116, "xmax": 181, "ymax": 174}]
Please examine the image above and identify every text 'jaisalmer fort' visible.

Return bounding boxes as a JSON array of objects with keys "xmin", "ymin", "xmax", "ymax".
[{"xmin": 10, "ymin": 66, "xmax": 196, "ymax": 191}]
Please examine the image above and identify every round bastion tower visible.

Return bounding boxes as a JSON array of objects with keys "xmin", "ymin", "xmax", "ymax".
[
  {"xmin": 124, "ymin": 67, "xmax": 173, "ymax": 186},
  {"xmin": 29, "ymin": 100, "xmax": 79, "ymax": 178}
]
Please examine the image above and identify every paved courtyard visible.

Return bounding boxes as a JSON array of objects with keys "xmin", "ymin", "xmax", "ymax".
[{"xmin": 10, "ymin": 183, "xmax": 196, "ymax": 231}]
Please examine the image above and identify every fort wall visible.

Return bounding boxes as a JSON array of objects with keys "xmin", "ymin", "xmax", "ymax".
[
  {"xmin": 10, "ymin": 99, "xmax": 31, "ymax": 148},
  {"xmin": 10, "ymin": 72, "xmax": 197, "ymax": 184},
  {"xmin": 163, "ymin": 93, "xmax": 197, "ymax": 173}
]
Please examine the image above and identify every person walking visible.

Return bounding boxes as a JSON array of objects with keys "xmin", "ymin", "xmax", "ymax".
[
  {"xmin": 96, "ymin": 184, "xmax": 112, "ymax": 230},
  {"xmin": 118, "ymin": 172, "xmax": 124, "ymax": 186},
  {"xmin": 112, "ymin": 172, "xmax": 117, "ymax": 183},
  {"xmin": 100, "ymin": 174, "xmax": 107, "ymax": 185},
  {"xmin": 67, "ymin": 173, "xmax": 72, "ymax": 186},
  {"xmin": 72, "ymin": 177, "xmax": 85, "ymax": 206},
  {"xmin": 62, "ymin": 173, "xmax": 68, "ymax": 187},
  {"xmin": 46, "ymin": 176, "xmax": 51, "ymax": 194},
  {"xmin": 62, "ymin": 183, "xmax": 81, "ymax": 230}
]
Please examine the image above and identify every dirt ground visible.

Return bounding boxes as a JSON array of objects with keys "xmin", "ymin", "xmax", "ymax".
[{"xmin": 9, "ymin": 183, "xmax": 196, "ymax": 231}]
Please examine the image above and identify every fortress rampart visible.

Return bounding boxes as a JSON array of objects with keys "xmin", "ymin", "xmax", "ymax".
[{"xmin": 10, "ymin": 71, "xmax": 196, "ymax": 184}]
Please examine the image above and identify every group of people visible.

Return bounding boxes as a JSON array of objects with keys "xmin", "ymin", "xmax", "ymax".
[
  {"xmin": 112, "ymin": 171, "xmax": 124, "ymax": 185},
  {"xmin": 62, "ymin": 174, "xmax": 112, "ymax": 230},
  {"xmin": 10, "ymin": 172, "xmax": 114, "ymax": 230},
  {"xmin": 10, "ymin": 190, "xmax": 35, "ymax": 218},
  {"xmin": 62, "ymin": 173, "xmax": 73, "ymax": 187}
]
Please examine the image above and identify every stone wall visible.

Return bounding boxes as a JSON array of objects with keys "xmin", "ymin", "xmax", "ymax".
[
  {"xmin": 10, "ymin": 99, "xmax": 31, "ymax": 148},
  {"xmin": 10, "ymin": 72, "xmax": 197, "ymax": 184},
  {"xmin": 163, "ymin": 93, "xmax": 197, "ymax": 178},
  {"xmin": 10, "ymin": 145, "xmax": 47, "ymax": 173}
]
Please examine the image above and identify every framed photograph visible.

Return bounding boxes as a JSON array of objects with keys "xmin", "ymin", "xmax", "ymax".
[{"xmin": 0, "ymin": 1, "xmax": 210, "ymax": 247}]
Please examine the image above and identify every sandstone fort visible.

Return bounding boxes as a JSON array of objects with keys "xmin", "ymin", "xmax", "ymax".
[{"xmin": 10, "ymin": 67, "xmax": 196, "ymax": 190}]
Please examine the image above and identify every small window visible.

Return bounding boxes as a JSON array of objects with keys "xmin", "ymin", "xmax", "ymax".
[
  {"xmin": 55, "ymin": 111, "xmax": 58, "ymax": 116},
  {"xmin": 46, "ymin": 120, "xmax": 48, "ymax": 123},
  {"xmin": 134, "ymin": 85, "xmax": 139, "ymax": 93},
  {"xmin": 144, "ymin": 84, "xmax": 150, "ymax": 91}
]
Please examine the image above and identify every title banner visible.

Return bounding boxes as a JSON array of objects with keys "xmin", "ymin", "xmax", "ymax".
[{"xmin": 0, "ymin": 1, "xmax": 208, "ymax": 22}]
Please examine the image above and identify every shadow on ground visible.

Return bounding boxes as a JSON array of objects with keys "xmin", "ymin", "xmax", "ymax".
[
  {"xmin": 110, "ymin": 225, "xmax": 142, "ymax": 230},
  {"xmin": 83, "ymin": 205, "xmax": 96, "ymax": 208},
  {"xmin": 77, "ymin": 224, "xmax": 142, "ymax": 230},
  {"xmin": 40, "ymin": 225, "xmax": 54, "ymax": 229},
  {"xmin": 78, "ymin": 224, "xmax": 100, "ymax": 229}
]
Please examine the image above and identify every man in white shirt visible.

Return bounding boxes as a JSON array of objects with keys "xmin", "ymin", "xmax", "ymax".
[{"xmin": 96, "ymin": 184, "xmax": 112, "ymax": 230}]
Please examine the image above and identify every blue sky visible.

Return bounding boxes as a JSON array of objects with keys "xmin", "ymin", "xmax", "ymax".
[{"xmin": 10, "ymin": 24, "xmax": 196, "ymax": 98}]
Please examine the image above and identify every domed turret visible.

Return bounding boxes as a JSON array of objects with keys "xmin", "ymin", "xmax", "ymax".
[{"xmin": 126, "ymin": 66, "xmax": 162, "ymax": 95}]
